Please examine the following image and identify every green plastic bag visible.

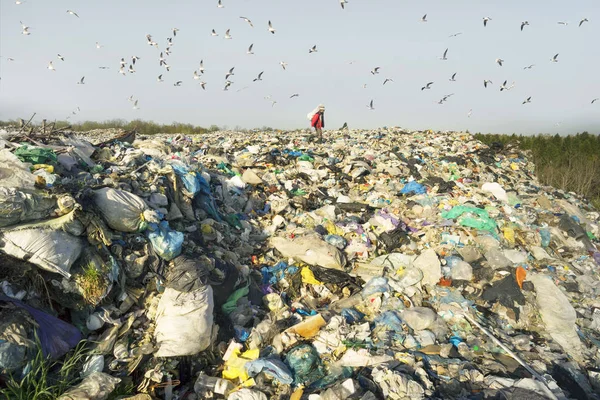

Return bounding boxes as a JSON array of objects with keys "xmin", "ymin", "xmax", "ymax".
[
  {"xmin": 14, "ymin": 146, "xmax": 57, "ymax": 164},
  {"xmin": 222, "ymin": 285, "xmax": 249, "ymax": 315},
  {"xmin": 441, "ymin": 205, "xmax": 497, "ymax": 232}
]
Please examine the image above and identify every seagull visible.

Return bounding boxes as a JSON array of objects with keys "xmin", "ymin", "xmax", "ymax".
[
  {"xmin": 523, "ymin": 64, "xmax": 535, "ymax": 69},
  {"xmin": 96, "ymin": 42, "xmax": 103, "ymax": 49},
  {"xmin": 128, "ymin": 95, "xmax": 135, "ymax": 102},
  {"xmin": 119, "ymin": 66, "xmax": 126, "ymax": 75},
  {"xmin": 309, "ymin": 45, "xmax": 318, "ymax": 53},
  {"xmin": 133, "ymin": 100, "xmax": 139, "ymax": 110},
  {"xmin": 271, "ymin": 100, "xmax": 277, "ymax": 107},
  {"xmin": 521, "ymin": 21, "xmax": 529, "ymax": 31},
  {"xmin": 224, "ymin": 29, "xmax": 232, "ymax": 39},
  {"xmin": 225, "ymin": 67, "xmax": 235, "ymax": 79},
  {"xmin": 557, "ymin": 21, "xmax": 569, "ymax": 26},
  {"xmin": 268, "ymin": 20, "xmax": 276, "ymax": 34},
  {"xmin": 449, "ymin": 32, "xmax": 462, "ymax": 37},
  {"xmin": 421, "ymin": 14, "xmax": 428, "ymax": 22},
  {"xmin": 77, "ymin": 76, "xmax": 85, "ymax": 85},
  {"xmin": 500, "ymin": 80, "xmax": 515, "ymax": 91},
  {"xmin": 66, "ymin": 10, "xmax": 79, "ymax": 18},
  {"xmin": 440, "ymin": 48, "xmax": 448, "ymax": 60},
  {"xmin": 166, "ymin": 37, "xmax": 174, "ymax": 47},
  {"xmin": 484, "ymin": 79, "xmax": 493, "ymax": 88},
  {"xmin": 495, "ymin": 58, "xmax": 504, "ymax": 66},
  {"xmin": 48, "ymin": 61, "xmax": 55, "ymax": 71},
  {"xmin": 522, "ymin": 96, "xmax": 532, "ymax": 104},
  {"xmin": 128, "ymin": 64, "xmax": 135, "ymax": 73},
  {"xmin": 340, "ymin": 0, "xmax": 348, "ymax": 9},
  {"xmin": 367, "ymin": 100, "xmax": 375, "ymax": 110},
  {"xmin": 280, "ymin": 61, "xmax": 288, "ymax": 70},
  {"xmin": 15, "ymin": 1, "xmax": 25, "ymax": 4},
  {"xmin": 6, "ymin": 57, "xmax": 15, "ymax": 61},
  {"xmin": 550, "ymin": 53, "xmax": 559, "ymax": 62},
  {"xmin": 164, "ymin": 47, "xmax": 171, "ymax": 56},
  {"xmin": 200, "ymin": 81, "xmax": 207, "ymax": 90},
  {"xmin": 174, "ymin": 81, "xmax": 182, "ymax": 87},
  {"xmin": 157, "ymin": 74, "xmax": 163, "ymax": 82},
  {"xmin": 240, "ymin": 17, "xmax": 254, "ymax": 27},
  {"xmin": 146, "ymin": 35, "xmax": 158, "ymax": 47},
  {"xmin": 21, "ymin": 21, "xmax": 30, "ymax": 35},
  {"xmin": 579, "ymin": 18, "xmax": 589, "ymax": 27},
  {"xmin": 247, "ymin": 44, "xmax": 254, "ymax": 54},
  {"xmin": 370, "ymin": 67, "xmax": 380, "ymax": 75},
  {"xmin": 172, "ymin": 28, "xmax": 179, "ymax": 36},
  {"xmin": 224, "ymin": 80, "xmax": 233, "ymax": 91},
  {"xmin": 590, "ymin": 98, "xmax": 599, "ymax": 104},
  {"xmin": 483, "ymin": 17, "xmax": 492, "ymax": 27},
  {"xmin": 421, "ymin": 82, "xmax": 434, "ymax": 90},
  {"xmin": 363, "ymin": 84, "xmax": 367, "ymax": 89},
  {"xmin": 132, "ymin": 56, "xmax": 140, "ymax": 65},
  {"xmin": 290, "ymin": 93, "xmax": 300, "ymax": 98},
  {"xmin": 383, "ymin": 78, "xmax": 393, "ymax": 85},
  {"xmin": 211, "ymin": 29, "xmax": 218, "ymax": 36},
  {"xmin": 217, "ymin": 0, "xmax": 224, "ymax": 8},
  {"xmin": 98, "ymin": 66, "xmax": 110, "ymax": 69},
  {"xmin": 199, "ymin": 60, "xmax": 204, "ymax": 73},
  {"xmin": 159, "ymin": 53, "xmax": 166, "ymax": 66},
  {"xmin": 57, "ymin": 54, "xmax": 65, "ymax": 61},
  {"xmin": 193, "ymin": 71, "xmax": 201, "ymax": 80},
  {"xmin": 449, "ymin": 73, "xmax": 457, "ymax": 81},
  {"xmin": 253, "ymin": 71, "xmax": 264, "ymax": 82},
  {"xmin": 468, "ymin": 109, "xmax": 472, "ymax": 118}
]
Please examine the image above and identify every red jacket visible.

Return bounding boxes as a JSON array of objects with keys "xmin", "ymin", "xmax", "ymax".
[{"xmin": 311, "ymin": 112, "xmax": 324, "ymax": 129}]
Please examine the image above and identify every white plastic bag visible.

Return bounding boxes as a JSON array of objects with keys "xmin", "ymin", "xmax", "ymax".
[
  {"xmin": 154, "ymin": 285, "xmax": 214, "ymax": 357},
  {"xmin": 94, "ymin": 188, "xmax": 158, "ymax": 232},
  {"xmin": 58, "ymin": 371, "xmax": 120, "ymax": 400},
  {"xmin": 0, "ymin": 149, "xmax": 36, "ymax": 190},
  {"xmin": 270, "ymin": 234, "xmax": 346, "ymax": 270}
]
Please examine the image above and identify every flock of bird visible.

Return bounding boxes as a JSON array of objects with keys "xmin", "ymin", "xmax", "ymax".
[{"xmin": 3, "ymin": 0, "xmax": 599, "ymax": 122}]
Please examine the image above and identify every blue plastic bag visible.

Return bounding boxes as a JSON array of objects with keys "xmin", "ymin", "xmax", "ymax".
[
  {"xmin": 146, "ymin": 221, "xmax": 184, "ymax": 261},
  {"xmin": 0, "ymin": 295, "xmax": 82, "ymax": 359},
  {"xmin": 245, "ymin": 358, "xmax": 293, "ymax": 385},
  {"xmin": 400, "ymin": 181, "xmax": 427, "ymax": 195}
]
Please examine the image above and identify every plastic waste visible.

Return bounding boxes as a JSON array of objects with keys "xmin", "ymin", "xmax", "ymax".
[
  {"xmin": 146, "ymin": 221, "xmax": 184, "ymax": 261},
  {"xmin": 194, "ymin": 372, "xmax": 234, "ymax": 397},
  {"xmin": 285, "ymin": 344, "xmax": 325, "ymax": 386},
  {"xmin": 270, "ymin": 234, "xmax": 347, "ymax": 270},
  {"xmin": 93, "ymin": 187, "xmax": 159, "ymax": 232},
  {"xmin": 245, "ymin": 358, "xmax": 294, "ymax": 385},
  {"xmin": 57, "ymin": 372, "xmax": 121, "ymax": 400}
]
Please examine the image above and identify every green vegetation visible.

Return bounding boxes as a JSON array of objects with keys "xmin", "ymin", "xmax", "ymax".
[
  {"xmin": 474, "ymin": 132, "xmax": 600, "ymax": 209},
  {"xmin": 0, "ymin": 340, "xmax": 89, "ymax": 400},
  {"xmin": 0, "ymin": 119, "xmax": 218, "ymax": 135},
  {"xmin": 74, "ymin": 263, "xmax": 108, "ymax": 306}
]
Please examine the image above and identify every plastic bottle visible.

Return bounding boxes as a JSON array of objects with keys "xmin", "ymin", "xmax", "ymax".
[{"xmin": 194, "ymin": 372, "xmax": 233, "ymax": 396}]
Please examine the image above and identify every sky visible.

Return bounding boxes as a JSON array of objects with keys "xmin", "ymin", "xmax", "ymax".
[{"xmin": 1, "ymin": 0, "xmax": 599, "ymax": 134}]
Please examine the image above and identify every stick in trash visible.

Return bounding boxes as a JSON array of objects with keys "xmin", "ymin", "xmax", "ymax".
[
  {"xmin": 17, "ymin": 112, "xmax": 36, "ymax": 135},
  {"xmin": 460, "ymin": 312, "xmax": 560, "ymax": 400}
]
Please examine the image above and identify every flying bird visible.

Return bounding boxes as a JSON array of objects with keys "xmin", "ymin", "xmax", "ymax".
[
  {"xmin": 383, "ymin": 78, "xmax": 393, "ymax": 85},
  {"xmin": 217, "ymin": 0, "xmax": 224, "ymax": 8},
  {"xmin": 57, "ymin": 54, "xmax": 64, "ymax": 61},
  {"xmin": 47, "ymin": 61, "xmax": 55, "ymax": 71},
  {"xmin": 77, "ymin": 76, "xmax": 85, "ymax": 85},
  {"xmin": 193, "ymin": 71, "xmax": 201, "ymax": 80},
  {"xmin": 199, "ymin": 60, "xmax": 204, "ymax": 73},
  {"xmin": 449, "ymin": 73, "xmax": 457, "ymax": 81},
  {"xmin": 253, "ymin": 71, "xmax": 264, "ymax": 82},
  {"xmin": 66, "ymin": 10, "xmax": 79, "ymax": 18},
  {"xmin": 224, "ymin": 80, "xmax": 233, "ymax": 91},
  {"xmin": 247, "ymin": 44, "xmax": 254, "ymax": 54},
  {"xmin": 579, "ymin": 18, "xmax": 589, "ymax": 27},
  {"xmin": 522, "ymin": 96, "xmax": 532, "ymax": 104},
  {"xmin": 521, "ymin": 21, "xmax": 529, "ymax": 31},
  {"xmin": 309, "ymin": 45, "xmax": 318, "ymax": 53},
  {"xmin": 449, "ymin": 32, "xmax": 462, "ymax": 37},
  {"xmin": 421, "ymin": 82, "xmax": 434, "ymax": 90},
  {"xmin": 591, "ymin": 98, "xmax": 599, "ymax": 104},
  {"xmin": 98, "ymin": 66, "xmax": 110, "ymax": 69},
  {"xmin": 483, "ymin": 17, "xmax": 492, "ymax": 27},
  {"xmin": 174, "ymin": 81, "xmax": 182, "ymax": 86},
  {"xmin": 268, "ymin": 20, "xmax": 276, "ymax": 34},
  {"xmin": 280, "ymin": 61, "xmax": 288, "ymax": 70},
  {"xmin": 211, "ymin": 29, "xmax": 218, "ymax": 36},
  {"xmin": 240, "ymin": 17, "xmax": 254, "ymax": 27},
  {"xmin": 157, "ymin": 74, "xmax": 163, "ymax": 82},
  {"xmin": 523, "ymin": 64, "xmax": 535, "ymax": 69},
  {"xmin": 367, "ymin": 100, "xmax": 375, "ymax": 110},
  {"xmin": 557, "ymin": 21, "xmax": 569, "ymax": 26},
  {"xmin": 421, "ymin": 14, "xmax": 427, "ymax": 22},
  {"xmin": 96, "ymin": 42, "xmax": 103, "ymax": 49},
  {"xmin": 20, "ymin": 21, "xmax": 30, "ymax": 35},
  {"xmin": 500, "ymin": 80, "xmax": 515, "ymax": 91},
  {"xmin": 495, "ymin": 58, "xmax": 504, "ymax": 66},
  {"xmin": 550, "ymin": 53, "xmax": 559, "ymax": 62},
  {"xmin": 172, "ymin": 28, "xmax": 179, "ymax": 36},
  {"xmin": 370, "ymin": 67, "xmax": 380, "ymax": 75},
  {"xmin": 271, "ymin": 100, "xmax": 277, "ymax": 107},
  {"xmin": 132, "ymin": 56, "xmax": 140, "ymax": 65},
  {"xmin": 199, "ymin": 81, "xmax": 207, "ymax": 90},
  {"xmin": 224, "ymin": 29, "xmax": 232, "ymax": 39},
  {"xmin": 484, "ymin": 79, "xmax": 493, "ymax": 88},
  {"xmin": 225, "ymin": 67, "xmax": 235, "ymax": 79},
  {"xmin": 15, "ymin": 1, "xmax": 25, "ymax": 4},
  {"xmin": 128, "ymin": 64, "xmax": 135, "ymax": 73},
  {"xmin": 340, "ymin": 0, "xmax": 348, "ymax": 9},
  {"xmin": 119, "ymin": 66, "xmax": 126, "ymax": 75},
  {"xmin": 133, "ymin": 100, "xmax": 139, "ymax": 109},
  {"xmin": 440, "ymin": 48, "xmax": 448, "ymax": 60},
  {"xmin": 290, "ymin": 93, "xmax": 300, "ymax": 98},
  {"xmin": 468, "ymin": 109, "xmax": 473, "ymax": 118}
]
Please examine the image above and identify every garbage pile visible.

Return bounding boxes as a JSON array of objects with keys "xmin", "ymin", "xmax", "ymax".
[{"xmin": 1, "ymin": 126, "xmax": 600, "ymax": 400}]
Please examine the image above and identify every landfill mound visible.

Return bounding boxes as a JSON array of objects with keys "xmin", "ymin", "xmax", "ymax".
[{"xmin": 1, "ymin": 127, "xmax": 600, "ymax": 400}]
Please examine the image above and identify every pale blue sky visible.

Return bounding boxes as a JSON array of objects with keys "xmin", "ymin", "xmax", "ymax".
[{"xmin": 1, "ymin": 0, "xmax": 599, "ymax": 134}]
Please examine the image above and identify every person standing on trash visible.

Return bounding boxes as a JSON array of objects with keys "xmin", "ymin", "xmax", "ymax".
[{"xmin": 308, "ymin": 104, "xmax": 325, "ymax": 141}]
